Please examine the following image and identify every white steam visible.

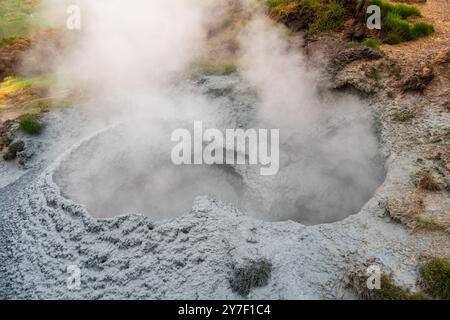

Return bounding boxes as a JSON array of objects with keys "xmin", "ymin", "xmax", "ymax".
[{"xmin": 40, "ymin": 0, "xmax": 384, "ymax": 224}]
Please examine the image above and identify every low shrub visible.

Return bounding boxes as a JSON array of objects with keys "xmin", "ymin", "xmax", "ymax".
[{"xmin": 18, "ymin": 114, "xmax": 42, "ymax": 135}]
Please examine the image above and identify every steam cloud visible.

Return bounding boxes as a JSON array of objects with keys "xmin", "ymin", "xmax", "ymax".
[{"xmin": 37, "ymin": 0, "xmax": 384, "ymax": 224}]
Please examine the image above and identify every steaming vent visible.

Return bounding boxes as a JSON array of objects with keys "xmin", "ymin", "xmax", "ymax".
[
  {"xmin": 47, "ymin": 0, "xmax": 386, "ymax": 225},
  {"xmin": 53, "ymin": 111, "xmax": 386, "ymax": 225}
]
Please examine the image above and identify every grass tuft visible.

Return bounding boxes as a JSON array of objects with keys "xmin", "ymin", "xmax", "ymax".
[
  {"xmin": 420, "ymin": 257, "xmax": 450, "ymax": 299},
  {"xmin": 416, "ymin": 170, "xmax": 442, "ymax": 191},
  {"xmin": 0, "ymin": 75, "xmax": 55, "ymax": 99},
  {"xmin": 376, "ymin": 274, "xmax": 427, "ymax": 300},
  {"xmin": 412, "ymin": 22, "xmax": 434, "ymax": 38},
  {"xmin": 370, "ymin": 0, "xmax": 420, "ymax": 19},
  {"xmin": 18, "ymin": 114, "xmax": 42, "ymax": 135},
  {"xmin": 308, "ymin": 0, "xmax": 347, "ymax": 34}
]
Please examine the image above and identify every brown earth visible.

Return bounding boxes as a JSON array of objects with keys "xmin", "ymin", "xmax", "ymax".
[{"xmin": 0, "ymin": 37, "xmax": 32, "ymax": 81}]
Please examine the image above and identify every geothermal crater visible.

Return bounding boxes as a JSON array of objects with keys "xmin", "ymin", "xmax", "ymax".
[{"xmin": 53, "ymin": 80, "xmax": 386, "ymax": 225}]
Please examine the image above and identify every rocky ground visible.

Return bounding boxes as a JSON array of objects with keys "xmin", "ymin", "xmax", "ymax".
[
  {"xmin": 0, "ymin": 105, "xmax": 433, "ymax": 299},
  {"xmin": 303, "ymin": 0, "xmax": 450, "ymax": 255},
  {"xmin": 0, "ymin": 0, "xmax": 449, "ymax": 299}
]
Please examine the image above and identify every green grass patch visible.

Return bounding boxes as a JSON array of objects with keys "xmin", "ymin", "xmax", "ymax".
[
  {"xmin": 420, "ymin": 257, "xmax": 450, "ymax": 299},
  {"xmin": 308, "ymin": 0, "xmax": 347, "ymax": 34},
  {"xmin": 376, "ymin": 274, "xmax": 428, "ymax": 300},
  {"xmin": 412, "ymin": 22, "xmax": 434, "ymax": 37},
  {"xmin": 266, "ymin": 0, "xmax": 348, "ymax": 34},
  {"xmin": 0, "ymin": 75, "xmax": 55, "ymax": 96},
  {"xmin": 363, "ymin": 38, "xmax": 383, "ymax": 48},
  {"xmin": 18, "ymin": 113, "xmax": 42, "ymax": 134},
  {"xmin": 266, "ymin": 0, "xmax": 432, "ymax": 44},
  {"xmin": 370, "ymin": 0, "xmax": 420, "ymax": 19},
  {"xmin": 368, "ymin": 0, "xmax": 434, "ymax": 44}
]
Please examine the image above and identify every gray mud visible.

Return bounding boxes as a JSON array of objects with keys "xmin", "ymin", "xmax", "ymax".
[{"xmin": 0, "ymin": 76, "xmax": 414, "ymax": 300}]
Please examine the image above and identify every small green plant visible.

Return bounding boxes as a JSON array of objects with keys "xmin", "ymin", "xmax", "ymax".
[
  {"xmin": 18, "ymin": 114, "xmax": 42, "ymax": 135},
  {"xmin": 0, "ymin": 0, "xmax": 41, "ymax": 37},
  {"xmin": 363, "ymin": 38, "xmax": 383, "ymax": 48},
  {"xmin": 420, "ymin": 257, "xmax": 450, "ymax": 299},
  {"xmin": 412, "ymin": 22, "xmax": 434, "ymax": 38},
  {"xmin": 367, "ymin": 0, "xmax": 433, "ymax": 44},
  {"xmin": 390, "ymin": 3, "xmax": 420, "ymax": 18},
  {"xmin": 308, "ymin": 0, "xmax": 347, "ymax": 34},
  {"xmin": 267, "ymin": 0, "xmax": 348, "ymax": 34},
  {"xmin": 0, "ymin": 36, "xmax": 16, "ymax": 46},
  {"xmin": 376, "ymin": 274, "xmax": 427, "ymax": 300},
  {"xmin": 229, "ymin": 258, "xmax": 272, "ymax": 296},
  {"xmin": 385, "ymin": 12, "xmax": 412, "ymax": 38}
]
